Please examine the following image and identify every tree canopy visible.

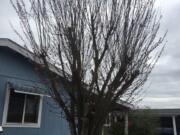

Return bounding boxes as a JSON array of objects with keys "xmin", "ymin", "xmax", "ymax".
[{"xmin": 11, "ymin": 0, "xmax": 166, "ymax": 135}]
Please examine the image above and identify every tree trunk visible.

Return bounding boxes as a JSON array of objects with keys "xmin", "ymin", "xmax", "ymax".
[{"xmin": 69, "ymin": 122, "xmax": 103, "ymax": 135}]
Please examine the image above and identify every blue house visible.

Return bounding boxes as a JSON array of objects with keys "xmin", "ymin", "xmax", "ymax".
[
  {"xmin": 0, "ymin": 38, "xmax": 131, "ymax": 135},
  {"xmin": 0, "ymin": 38, "xmax": 70, "ymax": 135}
]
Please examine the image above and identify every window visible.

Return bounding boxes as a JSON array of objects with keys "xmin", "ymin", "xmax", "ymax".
[
  {"xmin": 160, "ymin": 117, "xmax": 173, "ymax": 128},
  {"xmin": 2, "ymin": 87, "xmax": 43, "ymax": 128}
]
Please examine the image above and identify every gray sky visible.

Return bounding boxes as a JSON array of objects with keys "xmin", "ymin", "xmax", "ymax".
[
  {"xmin": 0, "ymin": 0, "xmax": 180, "ymax": 109},
  {"xmin": 139, "ymin": 0, "xmax": 180, "ymax": 108}
]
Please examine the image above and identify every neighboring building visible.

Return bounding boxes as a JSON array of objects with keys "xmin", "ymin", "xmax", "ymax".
[
  {"xmin": 102, "ymin": 108, "xmax": 180, "ymax": 135},
  {"xmin": 151, "ymin": 109, "xmax": 180, "ymax": 135},
  {"xmin": 0, "ymin": 38, "xmax": 130, "ymax": 135}
]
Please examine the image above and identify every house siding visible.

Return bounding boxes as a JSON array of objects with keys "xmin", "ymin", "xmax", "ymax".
[{"xmin": 0, "ymin": 47, "xmax": 70, "ymax": 135}]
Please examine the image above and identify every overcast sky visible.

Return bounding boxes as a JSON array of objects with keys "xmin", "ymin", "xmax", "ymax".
[{"xmin": 0, "ymin": 0, "xmax": 180, "ymax": 109}]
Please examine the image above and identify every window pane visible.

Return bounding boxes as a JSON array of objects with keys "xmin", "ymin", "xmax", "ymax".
[
  {"xmin": 24, "ymin": 95, "xmax": 40, "ymax": 123},
  {"xmin": 7, "ymin": 91, "xmax": 25, "ymax": 123},
  {"xmin": 160, "ymin": 117, "xmax": 173, "ymax": 128}
]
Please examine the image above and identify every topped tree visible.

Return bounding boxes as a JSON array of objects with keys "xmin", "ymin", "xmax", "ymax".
[{"xmin": 11, "ymin": 0, "xmax": 166, "ymax": 135}]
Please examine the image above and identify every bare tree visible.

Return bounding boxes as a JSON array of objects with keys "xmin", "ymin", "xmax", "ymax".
[{"xmin": 11, "ymin": 0, "xmax": 166, "ymax": 135}]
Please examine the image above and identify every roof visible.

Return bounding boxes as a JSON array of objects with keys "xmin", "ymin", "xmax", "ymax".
[
  {"xmin": 150, "ymin": 109, "xmax": 180, "ymax": 116},
  {"xmin": 0, "ymin": 38, "xmax": 133, "ymax": 109},
  {"xmin": 0, "ymin": 38, "xmax": 34, "ymax": 60},
  {"xmin": 0, "ymin": 38, "xmax": 61, "ymax": 76}
]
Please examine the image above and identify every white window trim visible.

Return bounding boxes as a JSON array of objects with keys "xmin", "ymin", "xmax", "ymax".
[{"xmin": 2, "ymin": 84, "xmax": 43, "ymax": 128}]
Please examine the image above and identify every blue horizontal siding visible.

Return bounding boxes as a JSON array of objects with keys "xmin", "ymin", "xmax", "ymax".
[{"xmin": 0, "ymin": 48, "xmax": 70, "ymax": 135}]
